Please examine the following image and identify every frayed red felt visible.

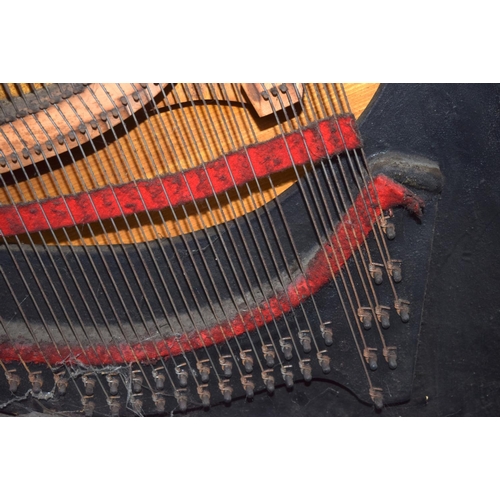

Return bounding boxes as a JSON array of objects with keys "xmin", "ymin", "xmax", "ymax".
[
  {"xmin": 0, "ymin": 115, "xmax": 360, "ymax": 237},
  {"xmin": 0, "ymin": 175, "xmax": 424, "ymax": 366}
]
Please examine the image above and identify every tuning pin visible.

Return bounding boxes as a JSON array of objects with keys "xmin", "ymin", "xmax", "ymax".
[
  {"xmin": 262, "ymin": 344, "xmax": 276, "ymax": 367},
  {"xmin": 320, "ymin": 322, "xmax": 334, "ymax": 346},
  {"xmin": 298, "ymin": 331, "xmax": 312, "ymax": 353},
  {"xmin": 6, "ymin": 370, "xmax": 21, "ymax": 393},
  {"xmin": 358, "ymin": 307, "xmax": 373, "ymax": 330},
  {"xmin": 196, "ymin": 360, "xmax": 211, "ymax": 383},
  {"xmin": 82, "ymin": 397, "xmax": 95, "ymax": 417},
  {"xmin": 241, "ymin": 375, "xmax": 255, "ymax": 399},
  {"xmin": 108, "ymin": 396, "xmax": 121, "ymax": 417},
  {"xmin": 279, "ymin": 338, "xmax": 293, "ymax": 360},
  {"xmin": 299, "ymin": 360, "xmax": 313, "ymax": 383},
  {"xmin": 380, "ymin": 211, "xmax": 396, "ymax": 240},
  {"xmin": 219, "ymin": 356, "xmax": 233, "ymax": 378},
  {"xmin": 175, "ymin": 364, "xmax": 189, "ymax": 387},
  {"xmin": 376, "ymin": 306, "xmax": 391, "ymax": 329},
  {"xmin": 152, "ymin": 367, "xmax": 166, "ymax": 390},
  {"xmin": 383, "ymin": 346, "xmax": 398, "ymax": 370},
  {"xmin": 363, "ymin": 348, "xmax": 378, "ymax": 371},
  {"xmin": 317, "ymin": 351, "xmax": 331, "ymax": 374},
  {"xmin": 29, "ymin": 372, "xmax": 43, "ymax": 394},
  {"xmin": 395, "ymin": 299, "xmax": 410, "ymax": 323},
  {"xmin": 131, "ymin": 395, "xmax": 143, "ymax": 414},
  {"xmin": 219, "ymin": 380, "xmax": 233, "ymax": 403},
  {"xmin": 197, "ymin": 385, "xmax": 211, "ymax": 408},
  {"xmin": 261, "ymin": 370, "xmax": 275, "ymax": 394},
  {"xmin": 106, "ymin": 374, "xmax": 120, "ymax": 396},
  {"xmin": 82, "ymin": 374, "xmax": 96, "ymax": 396},
  {"xmin": 54, "ymin": 372, "xmax": 68, "ymax": 396},
  {"xmin": 369, "ymin": 262, "xmax": 384, "ymax": 285},
  {"xmin": 175, "ymin": 389, "xmax": 188, "ymax": 412},
  {"xmin": 240, "ymin": 350, "xmax": 254, "ymax": 373},
  {"xmin": 281, "ymin": 366, "xmax": 294, "ymax": 389},
  {"xmin": 385, "ymin": 222, "xmax": 396, "ymax": 240},
  {"xmin": 132, "ymin": 371, "xmax": 143, "ymax": 393},
  {"xmin": 388, "ymin": 259, "xmax": 402, "ymax": 283},
  {"xmin": 153, "ymin": 394, "xmax": 166, "ymax": 413},
  {"xmin": 370, "ymin": 387, "xmax": 384, "ymax": 410}
]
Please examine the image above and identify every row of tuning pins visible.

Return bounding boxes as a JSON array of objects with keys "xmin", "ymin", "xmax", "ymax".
[
  {"xmin": 156, "ymin": 322, "xmax": 336, "ymax": 413},
  {"xmin": 356, "ymin": 212, "xmax": 410, "ymax": 374},
  {"xmin": 4, "ymin": 368, "xmax": 69, "ymax": 396}
]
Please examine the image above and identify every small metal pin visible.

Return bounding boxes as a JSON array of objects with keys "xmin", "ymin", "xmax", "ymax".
[
  {"xmin": 132, "ymin": 370, "xmax": 143, "ymax": 393},
  {"xmin": 299, "ymin": 360, "xmax": 312, "ymax": 383},
  {"xmin": 152, "ymin": 367, "xmax": 166, "ymax": 390},
  {"xmin": 262, "ymin": 369, "xmax": 275, "ymax": 394},
  {"xmin": 363, "ymin": 348, "xmax": 378, "ymax": 371},
  {"xmin": 358, "ymin": 307, "xmax": 373, "ymax": 330},
  {"xmin": 281, "ymin": 365, "xmax": 294, "ymax": 389},
  {"xmin": 320, "ymin": 322, "xmax": 334, "ymax": 346},
  {"xmin": 153, "ymin": 394, "xmax": 166, "ymax": 413},
  {"xmin": 240, "ymin": 350, "xmax": 254, "ymax": 373},
  {"xmin": 175, "ymin": 389, "xmax": 188, "ymax": 412},
  {"xmin": 197, "ymin": 385, "xmax": 211, "ymax": 408},
  {"xmin": 370, "ymin": 387, "xmax": 384, "ymax": 410},
  {"xmin": 395, "ymin": 299, "xmax": 410, "ymax": 323},
  {"xmin": 376, "ymin": 305, "xmax": 391, "ymax": 329},
  {"xmin": 131, "ymin": 395, "xmax": 143, "ymax": 414},
  {"xmin": 106, "ymin": 374, "xmax": 120, "ymax": 395},
  {"xmin": 279, "ymin": 337, "xmax": 293, "ymax": 360},
  {"xmin": 6, "ymin": 370, "xmax": 20, "ymax": 392},
  {"xmin": 383, "ymin": 346, "xmax": 398, "ymax": 370},
  {"xmin": 298, "ymin": 330, "xmax": 312, "ymax": 353},
  {"xmin": 196, "ymin": 360, "xmax": 211, "ymax": 383},
  {"xmin": 108, "ymin": 396, "xmax": 121, "ymax": 417},
  {"xmin": 219, "ymin": 380, "xmax": 233, "ymax": 403},
  {"xmin": 219, "ymin": 356, "xmax": 233, "ymax": 378},
  {"xmin": 82, "ymin": 374, "xmax": 96, "ymax": 396},
  {"xmin": 175, "ymin": 364, "xmax": 189, "ymax": 387},
  {"xmin": 369, "ymin": 262, "xmax": 384, "ymax": 285},
  {"xmin": 54, "ymin": 372, "xmax": 68, "ymax": 396},
  {"xmin": 262, "ymin": 344, "xmax": 275, "ymax": 367},
  {"xmin": 241, "ymin": 375, "xmax": 255, "ymax": 399},
  {"xmin": 82, "ymin": 396, "xmax": 95, "ymax": 417},
  {"xmin": 317, "ymin": 351, "xmax": 331, "ymax": 374}
]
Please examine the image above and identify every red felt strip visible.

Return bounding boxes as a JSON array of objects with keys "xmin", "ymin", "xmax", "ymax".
[
  {"xmin": 0, "ymin": 115, "xmax": 361, "ymax": 237},
  {"xmin": 0, "ymin": 175, "xmax": 424, "ymax": 366}
]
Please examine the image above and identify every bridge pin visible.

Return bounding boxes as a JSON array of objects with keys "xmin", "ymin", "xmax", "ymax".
[
  {"xmin": 320, "ymin": 322, "xmax": 334, "ymax": 346},
  {"xmin": 281, "ymin": 366, "xmax": 294, "ymax": 389},
  {"xmin": 241, "ymin": 375, "xmax": 255, "ymax": 399},
  {"xmin": 364, "ymin": 348, "xmax": 378, "ymax": 371},
  {"xmin": 82, "ymin": 397, "xmax": 95, "ymax": 417},
  {"xmin": 197, "ymin": 360, "xmax": 211, "ymax": 383},
  {"xmin": 279, "ymin": 338, "xmax": 293, "ymax": 360},
  {"xmin": 317, "ymin": 351, "xmax": 331, "ymax": 374},
  {"xmin": 298, "ymin": 331, "xmax": 312, "ymax": 353},
  {"xmin": 175, "ymin": 389, "xmax": 188, "ymax": 412},
  {"xmin": 219, "ymin": 356, "xmax": 233, "ymax": 378},
  {"xmin": 197, "ymin": 385, "xmax": 211, "ymax": 408},
  {"xmin": 175, "ymin": 364, "xmax": 189, "ymax": 387},
  {"xmin": 106, "ymin": 374, "xmax": 120, "ymax": 395},
  {"xmin": 383, "ymin": 347, "xmax": 398, "ymax": 370},
  {"xmin": 299, "ymin": 360, "xmax": 312, "ymax": 383},
  {"xmin": 6, "ymin": 370, "xmax": 20, "ymax": 393},
  {"xmin": 152, "ymin": 367, "xmax": 166, "ymax": 390},
  {"xmin": 262, "ymin": 344, "xmax": 275, "ymax": 367},
  {"xmin": 240, "ymin": 350, "xmax": 254, "ymax": 373},
  {"xmin": 219, "ymin": 380, "xmax": 233, "ymax": 403},
  {"xmin": 82, "ymin": 374, "xmax": 96, "ymax": 396}
]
